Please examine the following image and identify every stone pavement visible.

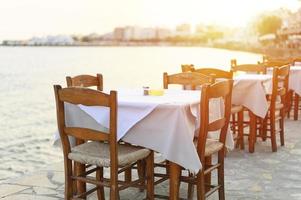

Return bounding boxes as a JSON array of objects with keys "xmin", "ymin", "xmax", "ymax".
[{"xmin": 1, "ymin": 119, "xmax": 301, "ymax": 200}]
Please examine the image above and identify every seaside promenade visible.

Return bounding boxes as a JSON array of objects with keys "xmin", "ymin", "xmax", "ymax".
[{"xmin": 1, "ymin": 119, "xmax": 301, "ymax": 200}]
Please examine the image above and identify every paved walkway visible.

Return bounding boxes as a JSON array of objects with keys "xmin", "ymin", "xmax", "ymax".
[{"xmin": 1, "ymin": 119, "xmax": 301, "ymax": 199}]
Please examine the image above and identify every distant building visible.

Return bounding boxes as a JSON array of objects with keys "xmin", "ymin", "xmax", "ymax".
[
  {"xmin": 175, "ymin": 24, "xmax": 191, "ymax": 36},
  {"xmin": 156, "ymin": 28, "xmax": 172, "ymax": 40},
  {"xmin": 27, "ymin": 35, "xmax": 74, "ymax": 46},
  {"xmin": 113, "ymin": 27, "xmax": 125, "ymax": 41}
]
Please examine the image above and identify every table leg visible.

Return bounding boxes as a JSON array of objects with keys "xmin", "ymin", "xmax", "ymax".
[
  {"xmin": 248, "ymin": 111, "xmax": 257, "ymax": 153},
  {"xmin": 169, "ymin": 162, "xmax": 181, "ymax": 200}
]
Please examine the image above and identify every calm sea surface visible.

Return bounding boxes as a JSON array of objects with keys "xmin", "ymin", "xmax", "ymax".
[{"xmin": 0, "ymin": 46, "xmax": 261, "ymax": 181}]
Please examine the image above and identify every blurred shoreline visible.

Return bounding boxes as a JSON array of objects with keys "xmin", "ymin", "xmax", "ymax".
[{"xmin": 1, "ymin": 42, "xmax": 299, "ymax": 59}]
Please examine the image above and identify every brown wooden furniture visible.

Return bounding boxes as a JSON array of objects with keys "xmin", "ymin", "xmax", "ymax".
[
  {"xmin": 262, "ymin": 65, "xmax": 290, "ymax": 152},
  {"xmin": 163, "ymin": 72, "xmax": 213, "ymax": 89},
  {"xmin": 231, "ymin": 60, "xmax": 267, "ymax": 74},
  {"xmin": 261, "ymin": 59, "xmax": 294, "ymax": 119},
  {"xmin": 178, "ymin": 80, "xmax": 233, "ymax": 200},
  {"xmin": 181, "ymin": 65, "xmax": 244, "ymax": 149},
  {"xmin": 66, "ymin": 74, "xmax": 103, "ymax": 91},
  {"xmin": 54, "ymin": 85, "xmax": 154, "ymax": 199}
]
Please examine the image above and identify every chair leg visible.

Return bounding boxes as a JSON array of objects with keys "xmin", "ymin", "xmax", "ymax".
[
  {"xmin": 218, "ymin": 149, "xmax": 225, "ymax": 200},
  {"xmin": 262, "ymin": 116, "xmax": 268, "ymax": 141},
  {"xmin": 280, "ymin": 109, "xmax": 285, "ymax": 146},
  {"xmin": 187, "ymin": 173, "xmax": 195, "ymax": 200},
  {"xmin": 287, "ymin": 90, "xmax": 293, "ymax": 118},
  {"xmin": 237, "ymin": 110, "xmax": 244, "ymax": 149},
  {"xmin": 205, "ymin": 156, "xmax": 212, "ymax": 193},
  {"xmin": 145, "ymin": 151, "xmax": 154, "ymax": 200},
  {"xmin": 65, "ymin": 159, "xmax": 73, "ymax": 200},
  {"xmin": 110, "ymin": 166, "xmax": 119, "ymax": 200},
  {"xmin": 124, "ymin": 168, "xmax": 132, "ymax": 183},
  {"xmin": 75, "ymin": 162, "xmax": 86, "ymax": 199},
  {"xmin": 294, "ymin": 93, "xmax": 299, "ymax": 120},
  {"xmin": 270, "ymin": 116, "xmax": 277, "ymax": 152},
  {"xmin": 137, "ymin": 160, "xmax": 146, "ymax": 192},
  {"xmin": 96, "ymin": 167, "xmax": 105, "ymax": 200},
  {"xmin": 231, "ymin": 114, "xmax": 236, "ymax": 136},
  {"xmin": 169, "ymin": 162, "xmax": 181, "ymax": 200},
  {"xmin": 196, "ymin": 171, "xmax": 205, "ymax": 200}
]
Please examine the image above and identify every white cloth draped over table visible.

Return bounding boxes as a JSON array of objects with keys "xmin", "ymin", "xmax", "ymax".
[
  {"xmin": 232, "ymin": 74, "xmax": 273, "ymax": 118},
  {"xmin": 55, "ymin": 89, "xmax": 233, "ymax": 174},
  {"xmin": 289, "ymin": 66, "xmax": 301, "ymax": 96}
]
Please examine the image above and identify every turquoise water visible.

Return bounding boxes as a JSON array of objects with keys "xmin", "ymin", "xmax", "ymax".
[{"xmin": 0, "ymin": 46, "xmax": 261, "ymax": 181}]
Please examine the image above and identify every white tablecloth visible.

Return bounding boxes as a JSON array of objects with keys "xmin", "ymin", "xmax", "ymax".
[
  {"xmin": 58, "ymin": 89, "xmax": 233, "ymax": 173},
  {"xmin": 289, "ymin": 66, "xmax": 301, "ymax": 96},
  {"xmin": 232, "ymin": 74, "xmax": 273, "ymax": 118}
]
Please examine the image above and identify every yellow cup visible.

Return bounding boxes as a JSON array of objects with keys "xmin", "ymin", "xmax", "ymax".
[{"xmin": 148, "ymin": 89, "xmax": 164, "ymax": 96}]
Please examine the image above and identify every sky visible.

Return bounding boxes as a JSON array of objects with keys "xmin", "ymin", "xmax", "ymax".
[{"xmin": 0, "ymin": 0, "xmax": 300, "ymax": 40}]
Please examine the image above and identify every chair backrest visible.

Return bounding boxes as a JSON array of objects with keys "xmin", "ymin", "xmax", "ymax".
[
  {"xmin": 196, "ymin": 80, "xmax": 233, "ymax": 162},
  {"xmin": 66, "ymin": 74, "xmax": 103, "ymax": 91},
  {"xmin": 270, "ymin": 65, "xmax": 290, "ymax": 108},
  {"xmin": 292, "ymin": 57, "xmax": 301, "ymax": 66},
  {"xmin": 54, "ymin": 85, "xmax": 117, "ymax": 167},
  {"xmin": 263, "ymin": 60, "xmax": 291, "ymax": 68},
  {"xmin": 181, "ymin": 64, "xmax": 195, "ymax": 73},
  {"xmin": 163, "ymin": 72, "xmax": 213, "ymax": 90},
  {"xmin": 231, "ymin": 59, "xmax": 266, "ymax": 74}
]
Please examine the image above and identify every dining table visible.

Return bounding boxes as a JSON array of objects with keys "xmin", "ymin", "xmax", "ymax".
[{"xmin": 56, "ymin": 88, "xmax": 233, "ymax": 199}]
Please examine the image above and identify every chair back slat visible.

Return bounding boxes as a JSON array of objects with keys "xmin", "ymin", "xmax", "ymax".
[
  {"xmin": 277, "ymin": 64, "xmax": 290, "ymax": 76},
  {"xmin": 66, "ymin": 74, "xmax": 103, "ymax": 91},
  {"xmin": 64, "ymin": 127, "xmax": 109, "ymax": 141},
  {"xmin": 208, "ymin": 118, "xmax": 226, "ymax": 132},
  {"xmin": 231, "ymin": 64, "xmax": 266, "ymax": 74},
  {"xmin": 58, "ymin": 87, "xmax": 110, "ymax": 106},
  {"xmin": 163, "ymin": 72, "xmax": 213, "ymax": 89},
  {"xmin": 194, "ymin": 68, "xmax": 233, "ymax": 79},
  {"xmin": 207, "ymin": 79, "xmax": 233, "ymax": 98},
  {"xmin": 181, "ymin": 64, "xmax": 195, "ymax": 72}
]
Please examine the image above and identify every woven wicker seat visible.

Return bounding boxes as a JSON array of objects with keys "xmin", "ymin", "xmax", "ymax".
[
  {"xmin": 267, "ymin": 102, "xmax": 284, "ymax": 110},
  {"xmin": 231, "ymin": 105, "xmax": 243, "ymax": 114},
  {"xmin": 194, "ymin": 139, "xmax": 224, "ymax": 157},
  {"xmin": 69, "ymin": 141, "xmax": 151, "ymax": 167}
]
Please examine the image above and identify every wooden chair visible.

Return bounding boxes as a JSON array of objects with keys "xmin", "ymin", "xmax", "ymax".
[
  {"xmin": 66, "ymin": 74, "xmax": 103, "ymax": 91},
  {"xmin": 261, "ymin": 59, "xmax": 294, "ymax": 119},
  {"xmin": 181, "ymin": 65, "xmax": 244, "ymax": 149},
  {"xmin": 163, "ymin": 72, "xmax": 214, "ymax": 89},
  {"xmin": 66, "ymin": 73, "xmax": 145, "ymax": 192},
  {"xmin": 182, "ymin": 80, "xmax": 233, "ymax": 200},
  {"xmin": 231, "ymin": 59, "xmax": 267, "ymax": 74},
  {"xmin": 54, "ymin": 85, "xmax": 154, "ymax": 199},
  {"xmin": 262, "ymin": 65, "xmax": 290, "ymax": 152}
]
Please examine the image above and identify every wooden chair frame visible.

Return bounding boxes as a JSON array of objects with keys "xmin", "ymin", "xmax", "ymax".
[
  {"xmin": 54, "ymin": 86, "xmax": 154, "ymax": 200},
  {"xmin": 163, "ymin": 72, "xmax": 214, "ymax": 90},
  {"xmin": 261, "ymin": 65, "xmax": 290, "ymax": 152},
  {"xmin": 66, "ymin": 74, "xmax": 103, "ymax": 91},
  {"xmin": 184, "ymin": 80, "xmax": 233, "ymax": 200}
]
